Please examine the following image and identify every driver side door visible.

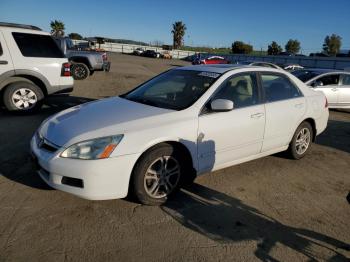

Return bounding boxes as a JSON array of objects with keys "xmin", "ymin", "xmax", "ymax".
[
  {"xmin": 197, "ymin": 72, "xmax": 265, "ymax": 172},
  {"xmin": 311, "ymin": 74, "xmax": 340, "ymax": 106}
]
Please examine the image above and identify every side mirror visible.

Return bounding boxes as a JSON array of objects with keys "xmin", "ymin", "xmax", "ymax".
[{"xmin": 211, "ymin": 99, "xmax": 234, "ymax": 112}]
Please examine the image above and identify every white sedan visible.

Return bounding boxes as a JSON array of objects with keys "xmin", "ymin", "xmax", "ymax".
[
  {"xmin": 292, "ymin": 68, "xmax": 350, "ymax": 109},
  {"xmin": 31, "ymin": 65, "xmax": 329, "ymax": 205}
]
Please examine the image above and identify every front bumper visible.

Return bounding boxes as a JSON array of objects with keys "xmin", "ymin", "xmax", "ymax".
[{"xmin": 30, "ymin": 134, "xmax": 138, "ymax": 200}]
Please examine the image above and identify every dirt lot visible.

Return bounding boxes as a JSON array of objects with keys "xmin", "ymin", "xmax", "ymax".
[{"xmin": 0, "ymin": 53, "xmax": 349, "ymax": 262}]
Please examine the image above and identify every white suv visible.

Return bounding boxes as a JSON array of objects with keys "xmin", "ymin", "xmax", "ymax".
[{"xmin": 0, "ymin": 22, "xmax": 73, "ymax": 112}]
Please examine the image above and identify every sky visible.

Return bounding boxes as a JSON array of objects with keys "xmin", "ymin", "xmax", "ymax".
[{"xmin": 1, "ymin": 0, "xmax": 350, "ymax": 54}]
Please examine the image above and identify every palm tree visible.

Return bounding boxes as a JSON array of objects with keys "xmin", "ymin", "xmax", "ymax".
[
  {"xmin": 172, "ymin": 21, "xmax": 186, "ymax": 49},
  {"xmin": 50, "ymin": 20, "xmax": 65, "ymax": 37}
]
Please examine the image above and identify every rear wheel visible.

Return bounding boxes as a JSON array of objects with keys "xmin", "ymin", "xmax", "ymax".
[
  {"xmin": 3, "ymin": 81, "xmax": 44, "ymax": 113},
  {"xmin": 287, "ymin": 122, "xmax": 313, "ymax": 159},
  {"xmin": 131, "ymin": 144, "xmax": 184, "ymax": 205},
  {"xmin": 71, "ymin": 63, "xmax": 90, "ymax": 80}
]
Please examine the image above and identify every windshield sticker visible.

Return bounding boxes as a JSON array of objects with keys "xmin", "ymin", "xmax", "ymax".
[{"xmin": 198, "ymin": 72, "xmax": 220, "ymax": 78}]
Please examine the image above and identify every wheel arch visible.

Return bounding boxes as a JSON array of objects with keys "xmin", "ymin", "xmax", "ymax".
[
  {"xmin": 303, "ymin": 118, "xmax": 317, "ymax": 142},
  {"xmin": 0, "ymin": 75, "xmax": 48, "ymax": 97},
  {"xmin": 69, "ymin": 56, "xmax": 92, "ymax": 69},
  {"xmin": 137, "ymin": 140, "xmax": 195, "ymax": 169}
]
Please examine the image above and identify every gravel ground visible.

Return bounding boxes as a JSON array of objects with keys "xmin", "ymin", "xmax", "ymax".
[{"xmin": 0, "ymin": 53, "xmax": 349, "ymax": 262}]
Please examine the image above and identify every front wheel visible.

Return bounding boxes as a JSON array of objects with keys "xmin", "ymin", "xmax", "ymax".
[
  {"xmin": 3, "ymin": 81, "xmax": 44, "ymax": 113},
  {"xmin": 287, "ymin": 122, "xmax": 313, "ymax": 159},
  {"xmin": 71, "ymin": 63, "xmax": 90, "ymax": 80},
  {"xmin": 131, "ymin": 144, "xmax": 184, "ymax": 205}
]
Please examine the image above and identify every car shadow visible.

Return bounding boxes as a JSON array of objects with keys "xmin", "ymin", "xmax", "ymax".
[
  {"xmin": 162, "ymin": 183, "xmax": 350, "ymax": 261},
  {"xmin": 0, "ymin": 95, "xmax": 95, "ymax": 190},
  {"xmin": 316, "ymin": 119, "xmax": 350, "ymax": 154}
]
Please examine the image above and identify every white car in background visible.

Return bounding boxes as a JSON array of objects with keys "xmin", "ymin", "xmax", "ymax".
[
  {"xmin": 292, "ymin": 68, "xmax": 350, "ymax": 108},
  {"xmin": 31, "ymin": 65, "xmax": 329, "ymax": 205}
]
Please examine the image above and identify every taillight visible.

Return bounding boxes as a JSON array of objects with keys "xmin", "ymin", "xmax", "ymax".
[
  {"xmin": 102, "ymin": 52, "xmax": 107, "ymax": 61},
  {"xmin": 325, "ymin": 97, "xmax": 328, "ymax": 108},
  {"xmin": 61, "ymin": 62, "xmax": 71, "ymax": 77}
]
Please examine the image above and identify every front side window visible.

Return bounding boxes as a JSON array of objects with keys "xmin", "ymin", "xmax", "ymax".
[
  {"xmin": 261, "ymin": 74, "xmax": 301, "ymax": 102},
  {"xmin": 212, "ymin": 73, "xmax": 259, "ymax": 109},
  {"xmin": 123, "ymin": 70, "xmax": 220, "ymax": 110},
  {"xmin": 315, "ymin": 74, "xmax": 339, "ymax": 86},
  {"xmin": 12, "ymin": 32, "xmax": 64, "ymax": 58}
]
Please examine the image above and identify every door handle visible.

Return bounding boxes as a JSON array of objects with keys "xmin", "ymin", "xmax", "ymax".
[
  {"xmin": 331, "ymin": 88, "xmax": 338, "ymax": 91},
  {"xmin": 251, "ymin": 113, "xmax": 264, "ymax": 119},
  {"xmin": 0, "ymin": 60, "xmax": 8, "ymax": 65},
  {"xmin": 294, "ymin": 103, "xmax": 304, "ymax": 108}
]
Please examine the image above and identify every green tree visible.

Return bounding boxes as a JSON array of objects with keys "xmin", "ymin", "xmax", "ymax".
[
  {"xmin": 285, "ymin": 39, "xmax": 301, "ymax": 54},
  {"xmin": 323, "ymin": 34, "xmax": 342, "ymax": 56},
  {"xmin": 50, "ymin": 20, "xmax": 65, "ymax": 37},
  {"xmin": 231, "ymin": 41, "xmax": 253, "ymax": 54},
  {"xmin": 267, "ymin": 41, "xmax": 282, "ymax": 55},
  {"xmin": 172, "ymin": 21, "xmax": 186, "ymax": 49},
  {"xmin": 68, "ymin": 33, "xmax": 83, "ymax": 40}
]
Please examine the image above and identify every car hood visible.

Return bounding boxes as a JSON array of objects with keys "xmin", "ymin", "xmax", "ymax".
[{"xmin": 40, "ymin": 97, "xmax": 173, "ymax": 147}]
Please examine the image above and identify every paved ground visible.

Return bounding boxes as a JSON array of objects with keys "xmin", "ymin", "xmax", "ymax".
[{"xmin": 0, "ymin": 53, "xmax": 349, "ymax": 262}]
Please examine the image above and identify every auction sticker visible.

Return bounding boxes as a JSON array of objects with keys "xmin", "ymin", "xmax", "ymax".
[{"xmin": 198, "ymin": 72, "xmax": 220, "ymax": 78}]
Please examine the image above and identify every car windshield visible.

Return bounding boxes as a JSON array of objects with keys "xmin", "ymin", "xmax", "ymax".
[
  {"xmin": 291, "ymin": 70, "xmax": 321, "ymax": 82},
  {"xmin": 122, "ymin": 70, "xmax": 220, "ymax": 110}
]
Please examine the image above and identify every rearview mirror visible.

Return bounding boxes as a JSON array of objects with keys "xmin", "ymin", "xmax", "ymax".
[{"xmin": 211, "ymin": 99, "xmax": 234, "ymax": 112}]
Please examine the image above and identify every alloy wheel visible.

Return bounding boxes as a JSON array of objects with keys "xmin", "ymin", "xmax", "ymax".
[
  {"xmin": 295, "ymin": 127, "xmax": 311, "ymax": 155},
  {"xmin": 143, "ymin": 156, "xmax": 181, "ymax": 198},
  {"xmin": 11, "ymin": 88, "xmax": 38, "ymax": 110}
]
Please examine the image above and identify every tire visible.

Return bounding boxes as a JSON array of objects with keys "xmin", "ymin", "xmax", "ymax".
[
  {"xmin": 104, "ymin": 62, "xmax": 111, "ymax": 72},
  {"xmin": 71, "ymin": 63, "xmax": 90, "ymax": 80},
  {"xmin": 3, "ymin": 81, "xmax": 44, "ymax": 113},
  {"xmin": 131, "ymin": 144, "xmax": 187, "ymax": 205},
  {"xmin": 287, "ymin": 121, "xmax": 313, "ymax": 160}
]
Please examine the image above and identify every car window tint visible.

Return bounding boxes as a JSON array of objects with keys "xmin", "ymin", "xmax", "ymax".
[
  {"xmin": 261, "ymin": 74, "xmax": 301, "ymax": 102},
  {"xmin": 213, "ymin": 73, "xmax": 259, "ymax": 109},
  {"xmin": 124, "ymin": 70, "xmax": 218, "ymax": 110},
  {"xmin": 12, "ymin": 32, "xmax": 64, "ymax": 58},
  {"xmin": 341, "ymin": 75, "xmax": 350, "ymax": 85},
  {"xmin": 317, "ymin": 74, "xmax": 339, "ymax": 86}
]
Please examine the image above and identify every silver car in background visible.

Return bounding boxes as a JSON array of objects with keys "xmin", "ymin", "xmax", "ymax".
[{"xmin": 292, "ymin": 69, "xmax": 350, "ymax": 109}]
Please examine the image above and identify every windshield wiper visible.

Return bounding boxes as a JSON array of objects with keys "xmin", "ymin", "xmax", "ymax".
[{"xmin": 124, "ymin": 97, "xmax": 161, "ymax": 108}]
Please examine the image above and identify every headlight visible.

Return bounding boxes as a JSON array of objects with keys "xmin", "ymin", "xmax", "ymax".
[{"xmin": 60, "ymin": 135, "xmax": 124, "ymax": 160}]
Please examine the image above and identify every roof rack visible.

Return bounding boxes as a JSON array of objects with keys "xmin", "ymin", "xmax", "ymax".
[{"xmin": 0, "ymin": 22, "xmax": 42, "ymax": 31}]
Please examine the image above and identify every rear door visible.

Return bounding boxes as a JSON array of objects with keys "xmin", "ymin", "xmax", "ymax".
[
  {"xmin": 338, "ymin": 74, "xmax": 350, "ymax": 107},
  {"xmin": 312, "ymin": 74, "xmax": 340, "ymax": 106},
  {"xmin": 260, "ymin": 73, "xmax": 306, "ymax": 152},
  {"xmin": 0, "ymin": 31, "xmax": 14, "ymax": 75}
]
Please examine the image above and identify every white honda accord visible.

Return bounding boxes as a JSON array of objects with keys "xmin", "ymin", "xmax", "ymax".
[{"xmin": 31, "ymin": 65, "xmax": 329, "ymax": 205}]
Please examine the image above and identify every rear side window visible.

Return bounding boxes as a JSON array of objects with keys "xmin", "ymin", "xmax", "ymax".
[
  {"xmin": 0, "ymin": 41, "xmax": 3, "ymax": 56},
  {"xmin": 261, "ymin": 74, "xmax": 301, "ymax": 102},
  {"xmin": 12, "ymin": 32, "xmax": 64, "ymax": 58},
  {"xmin": 316, "ymin": 74, "xmax": 339, "ymax": 86}
]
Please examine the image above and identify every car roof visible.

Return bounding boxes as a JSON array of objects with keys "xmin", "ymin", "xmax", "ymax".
[
  {"xmin": 176, "ymin": 64, "xmax": 265, "ymax": 74},
  {"xmin": 297, "ymin": 68, "xmax": 348, "ymax": 74},
  {"xmin": 0, "ymin": 22, "xmax": 49, "ymax": 35}
]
